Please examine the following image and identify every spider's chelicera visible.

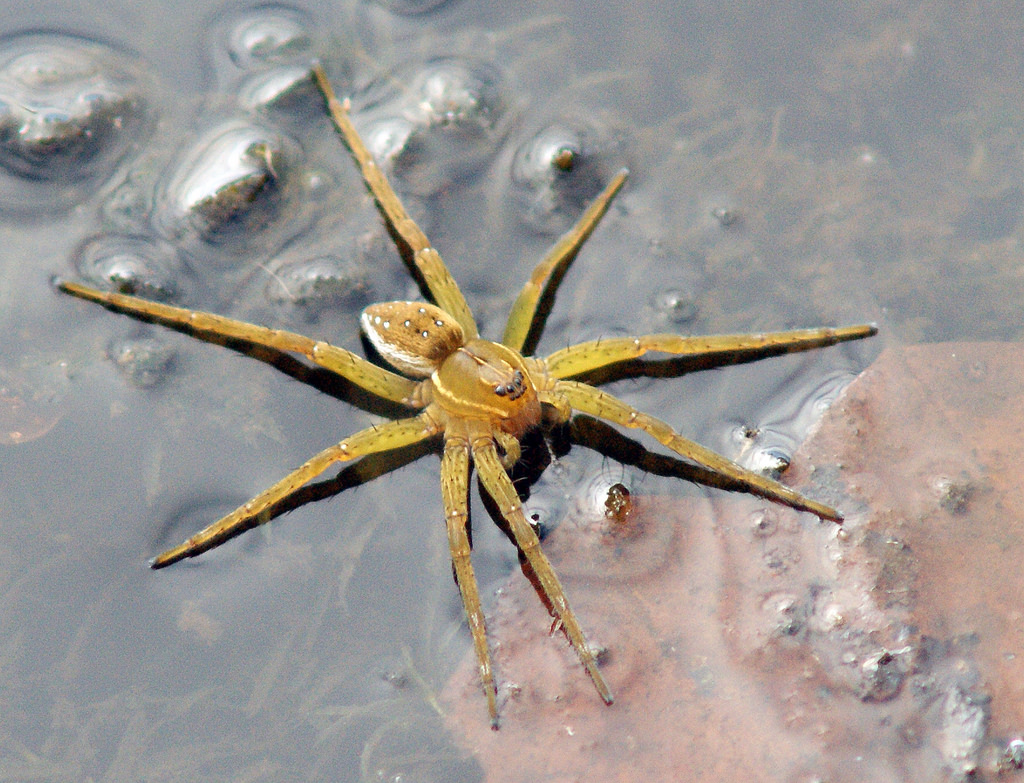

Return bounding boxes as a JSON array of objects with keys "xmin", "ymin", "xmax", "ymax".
[{"xmin": 58, "ymin": 64, "xmax": 876, "ymax": 728}]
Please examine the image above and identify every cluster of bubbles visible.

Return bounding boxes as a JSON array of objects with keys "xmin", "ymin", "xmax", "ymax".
[
  {"xmin": 15, "ymin": 4, "xmax": 660, "ymax": 391},
  {"xmin": 214, "ymin": 5, "xmax": 315, "ymax": 112},
  {"xmin": 13, "ymin": 6, "xmax": 644, "ymax": 314},
  {"xmin": 0, "ymin": 13, "xmax": 325, "ymax": 387},
  {"xmin": 128, "ymin": 5, "xmax": 323, "ymax": 282},
  {"xmin": 30, "ymin": 7, "xmax": 524, "ymax": 325}
]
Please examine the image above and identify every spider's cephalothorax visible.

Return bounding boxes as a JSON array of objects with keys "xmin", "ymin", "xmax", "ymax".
[
  {"xmin": 57, "ymin": 64, "xmax": 877, "ymax": 728},
  {"xmin": 430, "ymin": 340, "xmax": 542, "ymax": 439},
  {"xmin": 363, "ymin": 299, "xmax": 543, "ymax": 441}
]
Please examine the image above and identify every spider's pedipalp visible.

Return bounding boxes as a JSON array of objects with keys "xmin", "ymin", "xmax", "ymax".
[
  {"xmin": 150, "ymin": 412, "xmax": 441, "ymax": 568},
  {"xmin": 554, "ymin": 379, "xmax": 843, "ymax": 522},
  {"xmin": 537, "ymin": 387, "xmax": 573, "ymax": 424},
  {"xmin": 492, "ymin": 429, "xmax": 521, "ymax": 468},
  {"xmin": 471, "ymin": 432, "xmax": 614, "ymax": 706},
  {"xmin": 441, "ymin": 430, "xmax": 499, "ymax": 728}
]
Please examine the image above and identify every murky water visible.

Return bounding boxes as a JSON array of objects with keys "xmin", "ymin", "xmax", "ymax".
[{"xmin": 1, "ymin": 0, "xmax": 1021, "ymax": 781}]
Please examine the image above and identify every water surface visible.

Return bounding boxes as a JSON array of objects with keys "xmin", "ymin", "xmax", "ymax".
[{"xmin": 0, "ymin": 0, "xmax": 1020, "ymax": 780}]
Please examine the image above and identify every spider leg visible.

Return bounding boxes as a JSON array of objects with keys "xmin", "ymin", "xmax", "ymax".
[
  {"xmin": 57, "ymin": 280, "xmax": 418, "ymax": 405},
  {"xmin": 544, "ymin": 324, "xmax": 877, "ymax": 379},
  {"xmin": 441, "ymin": 430, "xmax": 499, "ymax": 728},
  {"xmin": 310, "ymin": 64, "xmax": 478, "ymax": 340},
  {"xmin": 501, "ymin": 169, "xmax": 629, "ymax": 353},
  {"xmin": 551, "ymin": 379, "xmax": 843, "ymax": 521},
  {"xmin": 150, "ymin": 411, "xmax": 440, "ymax": 568},
  {"xmin": 471, "ymin": 429, "xmax": 613, "ymax": 705}
]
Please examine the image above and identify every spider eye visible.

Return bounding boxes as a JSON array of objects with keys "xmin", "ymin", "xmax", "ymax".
[
  {"xmin": 494, "ymin": 384, "xmax": 507, "ymax": 396},
  {"xmin": 503, "ymin": 370, "xmax": 526, "ymax": 400}
]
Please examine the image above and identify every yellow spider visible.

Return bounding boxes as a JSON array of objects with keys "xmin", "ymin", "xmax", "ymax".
[{"xmin": 58, "ymin": 64, "xmax": 876, "ymax": 728}]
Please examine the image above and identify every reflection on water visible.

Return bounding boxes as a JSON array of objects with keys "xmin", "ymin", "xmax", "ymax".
[
  {"xmin": 0, "ymin": 32, "xmax": 151, "ymax": 212},
  {"xmin": 73, "ymin": 233, "xmax": 188, "ymax": 301},
  {"xmin": 2, "ymin": 0, "xmax": 1023, "ymax": 780}
]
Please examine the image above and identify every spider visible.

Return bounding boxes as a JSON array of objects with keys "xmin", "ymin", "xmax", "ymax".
[{"xmin": 58, "ymin": 64, "xmax": 876, "ymax": 728}]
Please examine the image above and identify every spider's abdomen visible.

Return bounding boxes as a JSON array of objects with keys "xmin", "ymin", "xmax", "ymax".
[
  {"xmin": 431, "ymin": 338, "xmax": 542, "ymax": 437},
  {"xmin": 362, "ymin": 301, "xmax": 465, "ymax": 377}
]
